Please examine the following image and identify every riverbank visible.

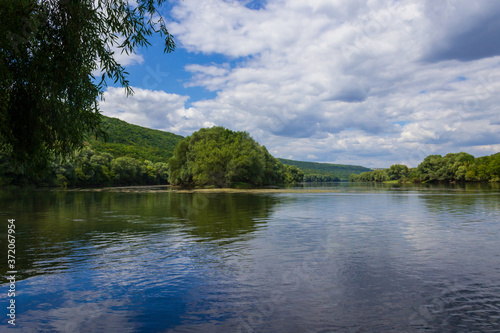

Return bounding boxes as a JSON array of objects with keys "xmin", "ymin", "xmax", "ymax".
[
  {"xmin": 51, "ymin": 182, "xmax": 500, "ymax": 193},
  {"xmin": 63, "ymin": 184, "xmax": 341, "ymax": 193}
]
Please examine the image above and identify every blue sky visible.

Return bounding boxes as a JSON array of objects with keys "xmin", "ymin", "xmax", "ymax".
[{"xmin": 99, "ymin": 0, "xmax": 500, "ymax": 168}]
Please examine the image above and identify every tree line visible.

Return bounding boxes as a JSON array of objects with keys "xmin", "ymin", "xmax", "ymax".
[
  {"xmin": 0, "ymin": 126, "xmax": 305, "ymax": 188},
  {"xmin": 279, "ymin": 158, "xmax": 370, "ymax": 181},
  {"xmin": 349, "ymin": 152, "xmax": 500, "ymax": 183},
  {"xmin": 0, "ymin": 147, "xmax": 169, "ymax": 187}
]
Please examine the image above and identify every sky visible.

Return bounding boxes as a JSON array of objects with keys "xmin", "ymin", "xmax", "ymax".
[{"xmin": 98, "ymin": 0, "xmax": 500, "ymax": 168}]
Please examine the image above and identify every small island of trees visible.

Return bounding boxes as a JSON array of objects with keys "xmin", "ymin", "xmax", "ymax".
[{"xmin": 168, "ymin": 127, "xmax": 303, "ymax": 187}]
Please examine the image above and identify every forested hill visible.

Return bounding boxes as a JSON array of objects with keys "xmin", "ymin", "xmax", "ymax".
[
  {"xmin": 91, "ymin": 117, "xmax": 372, "ymax": 181},
  {"xmin": 90, "ymin": 116, "xmax": 184, "ymax": 163},
  {"xmin": 0, "ymin": 116, "xmax": 373, "ymax": 187},
  {"xmin": 91, "ymin": 118, "xmax": 373, "ymax": 181},
  {"xmin": 279, "ymin": 158, "xmax": 372, "ymax": 181}
]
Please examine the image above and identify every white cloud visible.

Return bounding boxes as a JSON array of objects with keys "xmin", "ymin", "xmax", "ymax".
[
  {"xmin": 101, "ymin": 0, "xmax": 500, "ymax": 167},
  {"xmin": 112, "ymin": 48, "xmax": 144, "ymax": 68},
  {"xmin": 99, "ymin": 87, "xmax": 213, "ymax": 136},
  {"xmin": 92, "ymin": 39, "xmax": 145, "ymax": 77}
]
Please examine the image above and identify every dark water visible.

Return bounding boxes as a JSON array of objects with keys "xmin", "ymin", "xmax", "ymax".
[{"xmin": 1, "ymin": 183, "xmax": 500, "ymax": 332}]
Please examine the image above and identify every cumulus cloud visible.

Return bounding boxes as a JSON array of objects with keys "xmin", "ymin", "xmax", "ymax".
[
  {"xmin": 99, "ymin": 87, "xmax": 214, "ymax": 136},
  {"xmin": 101, "ymin": 0, "xmax": 500, "ymax": 167},
  {"xmin": 422, "ymin": 0, "xmax": 500, "ymax": 62}
]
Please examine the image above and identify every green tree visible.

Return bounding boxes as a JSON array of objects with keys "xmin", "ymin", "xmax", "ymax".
[
  {"xmin": 141, "ymin": 160, "xmax": 157, "ymax": 184},
  {"xmin": 0, "ymin": 0, "xmax": 175, "ymax": 168},
  {"xmin": 260, "ymin": 146, "xmax": 285, "ymax": 185},
  {"xmin": 89, "ymin": 152, "xmax": 114, "ymax": 185},
  {"xmin": 154, "ymin": 162, "xmax": 169, "ymax": 184},
  {"xmin": 455, "ymin": 165, "xmax": 468, "ymax": 181},
  {"xmin": 168, "ymin": 139, "xmax": 191, "ymax": 185},
  {"xmin": 349, "ymin": 174, "xmax": 360, "ymax": 182},
  {"xmin": 74, "ymin": 148, "xmax": 97, "ymax": 185},
  {"xmin": 168, "ymin": 127, "xmax": 301, "ymax": 187},
  {"xmin": 487, "ymin": 153, "xmax": 500, "ymax": 180},
  {"xmin": 52, "ymin": 157, "xmax": 77, "ymax": 187},
  {"xmin": 111, "ymin": 156, "xmax": 142, "ymax": 185},
  {"xmin": 281, "ymin": 164, "xmax": 304, "ymax": 183},
  {"xmin": 387, "ymin": 164, "xmax": 409, "ymax": 180},
  {"xmin": 417, "ymin": 155, "xmax": 444, "ymax": 182},
  {"xmin": 358, "ymin": 171, "xmax": 375, "ymax": 182},
  {"xmin": 417, "ymin": 152, "xmax": 476, "ymax": 182},
  {"xmin": 477, "ymin": 164, "xmax": 490, "ymax": 181}
]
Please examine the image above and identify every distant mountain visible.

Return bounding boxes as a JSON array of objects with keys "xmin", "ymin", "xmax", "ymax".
[
  {"xmin": 279, "ymin": 158, "xmax": 372, "ymax": 181},
  {"xmin": 89, "ymin": 116, "xmax": 184, "ymax": 163}
]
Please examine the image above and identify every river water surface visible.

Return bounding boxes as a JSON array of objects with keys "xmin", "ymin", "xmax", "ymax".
[{"xmin": 1, "ymin": 183, "xmax": 499, "ymax": 332}]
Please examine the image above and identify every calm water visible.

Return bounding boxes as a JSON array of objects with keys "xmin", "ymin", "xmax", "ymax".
[{"xmin": 1, "ymin": 183, "xmax": 500, "ymax": 332}]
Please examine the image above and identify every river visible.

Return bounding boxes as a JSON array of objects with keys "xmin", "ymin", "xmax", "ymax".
[{"xmin": 1, "ymin": 183, "xmax": 499, "ymax": 332}]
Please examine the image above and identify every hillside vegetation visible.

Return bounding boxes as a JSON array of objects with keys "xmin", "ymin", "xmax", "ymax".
[
  {"xmin": 279, "ymin": 158, "xmax": 372, "ymax": 181},
  {"xmin": 0, "ymin": 116, "xmax": 181, "ymax": 187},
  {"xmin": 90, "ymin": 116, "xmax": 184, "ymax": 163}
]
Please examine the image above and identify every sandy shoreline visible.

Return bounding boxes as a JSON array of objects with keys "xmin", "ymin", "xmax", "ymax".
[{"xmin": 63, "ymin": 185, "xmax": 340, "ymax": 193}]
